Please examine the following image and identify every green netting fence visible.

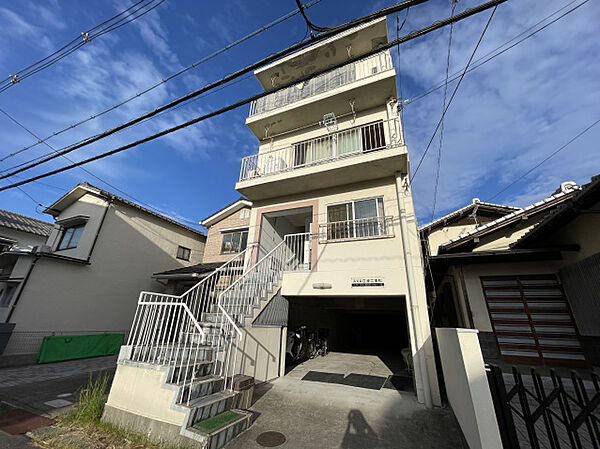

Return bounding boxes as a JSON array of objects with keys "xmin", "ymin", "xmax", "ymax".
[{"xmin": 37, "ymin": 333, "xmax": 124, "ymax": 364}]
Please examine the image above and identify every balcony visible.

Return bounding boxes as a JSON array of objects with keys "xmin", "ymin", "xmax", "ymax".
[
  {"xmin": 245, "ymin": 51, "xmax": 396, "ymax": 138},
  {"xmin": 236, "ymin": 118, "xmax": 407, "ymax": 200},
  {"xmin": 318, "ymin": 216, "xmax": 395, "ymax": 243}
]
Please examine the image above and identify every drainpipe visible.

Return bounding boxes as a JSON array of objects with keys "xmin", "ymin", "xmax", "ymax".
[
  {"xmin": 395, "ymin": 171, "xmax": 433, "ymax": 409},
  {"xmin": 86, "ymin": 198, "xmax": 113, "ymax": 263},
  {"xmin": 5, "ymin": 255, "xmax": 39, "ymax": 323}
]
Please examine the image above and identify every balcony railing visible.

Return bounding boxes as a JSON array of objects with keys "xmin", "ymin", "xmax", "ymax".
[
  {"xmin": 249, "ymin": 51, "xmax": 393, "ymax": 117},
  {"xmin": 239, "ymin": 117, "xmax": 402, "ymax": 182},
  {"xmin": 319, "ymin": 216, "xmax": 394, "ymax": 242}
]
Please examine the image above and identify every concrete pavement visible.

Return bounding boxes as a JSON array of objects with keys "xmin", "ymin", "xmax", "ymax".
[
  {"xmin": 226, "ymin": 353, "xmax": 464, "ymax": 449},
  {"xmin": 0, "ymin": 356, "xmax": 117, "ymax": 447}
]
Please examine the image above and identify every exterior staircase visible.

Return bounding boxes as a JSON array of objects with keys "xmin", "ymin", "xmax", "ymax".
[{"xmin": 106, "ymin": 233, "xmax": 310, "ymax": 449}]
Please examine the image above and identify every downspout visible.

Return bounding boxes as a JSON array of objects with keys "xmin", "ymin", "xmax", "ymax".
[
  {"xmin": 395, "ymin": 171, "xmax": 432, "ymax": 409},
  {"xmin": 5, "ymin": 255, "xmax": 39, "ymax": 323},
  {"xmin": 86, "ymin": 197, "xmax": 113, "ymax": 263}
]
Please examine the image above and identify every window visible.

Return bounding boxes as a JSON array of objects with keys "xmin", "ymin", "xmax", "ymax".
[
  {"xmin": 326, "ymin": 197, "xmax": 385, "ymax": 240},
  {"xmin": 176, "ymin": 245, "xmax": 191, "ymax": 261},
  {"xmin": 221, "ymin": 230, "xmax": 248, "ymax": 254},
  {"xmin": 57, "ymin": 223, "xmax": 85, "ymax": 250},
  {"xmin": 0, "ymin": 284, "xmax": 17, "ymax": 307}
]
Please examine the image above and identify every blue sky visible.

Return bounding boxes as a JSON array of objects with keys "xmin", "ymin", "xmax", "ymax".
[{"xmin": 0, "ymin": 0, "xmax": 598, "ymax": 230}]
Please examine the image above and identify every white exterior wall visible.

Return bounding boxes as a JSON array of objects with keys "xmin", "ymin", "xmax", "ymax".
[{"xmin": 436, "ymin": 328, "xmax": 502, "ymax": 449}]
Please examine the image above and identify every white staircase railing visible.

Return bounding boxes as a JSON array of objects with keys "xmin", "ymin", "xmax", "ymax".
[{"xmin": 214, "ymin": 232, "xmax": 312, "ymax": 389}]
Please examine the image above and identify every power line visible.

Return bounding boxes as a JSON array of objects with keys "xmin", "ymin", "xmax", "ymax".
[
  {"xmin": 0, "ymin": 0, "xmax": 507, "ymax": 192},
  {"xmin": 0, "ymin": 0, "xmax": 429, "ymax": 181},
  {"xmin": 406, "ymin": 0, "xmax": 590, "ymax": 106},
  {"xmin": 0, "ymin": 0, "xmax": 165, "ymax": 93},
  {"xmin": 0, "ymin": 107, "xmax": 201, "ymax": 226},
  {"xmin": 0, "ymin": 0, "xmax": 325, "ymax": 164},
  {"xmin": 295, "ymin": 0, "xmax": 331, "ymax": 33},
  {"xmin": 431, "ymin": 0, "xmax": 457, "ymax": 222},
  {"xmin": 0, "ymin": 72, "xmax": 255, "ymax": 176},
  {"xmin": 488, "ymin": 118, "xmax": 600, "ymax": 201},
  {"xmin": 411, "ymin": 4, "xmax": 499, "ymax": 183}
]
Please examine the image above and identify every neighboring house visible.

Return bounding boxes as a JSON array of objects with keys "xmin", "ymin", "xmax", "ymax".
[
  {"xmin": 423, "ymin": 178, "xmax": 600, "ymax": 368},
  {"xmin": 105, "ymin": 18, "xmax": 442, "ymax": 448},
  {"xmin": 153, "ymin": 198, "xmax": 252, "ymax": 294},
  {"xmin": 0, "ymin": 182, "xmax": 206, "ymax": 363},
  {"xmin": 0, "ymin": 208, "xmax": 53, "ymax": 252}
]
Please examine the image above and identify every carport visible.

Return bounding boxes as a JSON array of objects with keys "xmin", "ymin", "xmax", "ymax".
[{"xmin": 285, "ymin": 296, "xmax": 413, "ymax": 389}]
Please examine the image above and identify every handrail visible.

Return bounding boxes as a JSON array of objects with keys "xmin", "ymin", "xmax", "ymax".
[
  {"xmin": 217, "ymin": 238, "xmax": 288, "ymax": 299},
  {"xmin": 218, "ymin": 304, "xmax": 243, "ymax": 340},
  {"xmin": 139, "ymin": 301, "xmax": 205, "ymax": 339}
]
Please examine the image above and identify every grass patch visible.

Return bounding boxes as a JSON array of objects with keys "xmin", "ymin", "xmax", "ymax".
[
  {"xmin": 34, "ymin": 374, "xmax": 195, "ymax": 448},
  {"xmin": 192, "ymin": 410, "xmax": 244, "ymax": 434},
  {"xmin": 65, "ymin": 373, "xmax": 108, "ymax": 424},
  {"xmin": 33, "ymin": 420, "xmax": 194, "ymax": 449}
]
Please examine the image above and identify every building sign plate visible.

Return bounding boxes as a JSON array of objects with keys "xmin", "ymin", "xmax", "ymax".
[{"xmin": 351, "ymin": 277, "xmax": 385, "ymax": 287}]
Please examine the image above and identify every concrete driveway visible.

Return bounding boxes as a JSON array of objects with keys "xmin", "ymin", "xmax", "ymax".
[{"xmin": 225, "ymin": 353, "xmax": 465, "ymax": 449}]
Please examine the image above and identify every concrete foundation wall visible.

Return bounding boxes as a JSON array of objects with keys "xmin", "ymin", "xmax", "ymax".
[
  {"xmin": 436, "ymin": 328, "xmax": 502, "ymax": 449},
  {"xmin": 105, "ymin": 363, "xmax": 185, "ymax": 426}
]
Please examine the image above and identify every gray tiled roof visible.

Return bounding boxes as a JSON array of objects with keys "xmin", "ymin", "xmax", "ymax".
[{"xmin": 0, "ymin": 209, "xmax": 53, "ymax": 237}]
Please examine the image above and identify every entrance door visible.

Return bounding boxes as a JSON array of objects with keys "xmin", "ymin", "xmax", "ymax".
[{"xmin": 481, "ymin": 275, "xmax": 586, "ymax": 366}]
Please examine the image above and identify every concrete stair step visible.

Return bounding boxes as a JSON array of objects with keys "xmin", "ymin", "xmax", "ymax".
[
  {"xmin": 185, "ymin": 409, "xmax": 252, "ymax": 449},
  {"xmin": 187, "ymin": 390, "xmax": 237, "ymax": 423},
  {"xmin": 172, "ymin": 375, "xmax": 225, "ymax": 404},
  {"xmin": 170, "ymin": 360, "xmax": 214, "ymax": 382}
]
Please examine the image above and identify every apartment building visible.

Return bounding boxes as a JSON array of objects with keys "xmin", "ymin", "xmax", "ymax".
[{"xmin": 105, "ymin": 18, "xmax": 441, "ymax": 448}]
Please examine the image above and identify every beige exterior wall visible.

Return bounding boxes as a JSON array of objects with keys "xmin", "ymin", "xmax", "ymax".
[
  {"xmin": 203, "ymin": 206, "xmax": 251, "ymax": 264},
  {"xmin": 427, "ymin": 224, "xmax": 479, "ymax": 256},
  {"xmin": 3, "ymin": 195, "xmax": 205, "ymax": 353}
]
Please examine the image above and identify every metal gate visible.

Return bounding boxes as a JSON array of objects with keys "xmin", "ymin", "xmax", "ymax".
[
  {"xmin": 481, "ymin": 275, "xmax": 586, "ymax": 366},
  {"xmin": 487, "ymin": 364, "xmax": 600, "ymax": 448}
]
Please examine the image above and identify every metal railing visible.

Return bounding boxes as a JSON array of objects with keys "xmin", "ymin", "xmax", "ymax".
[
  {"xmin": 214, "ymin": 232, "xmax": 312, "ymax": 389},
  {"xmin": 319, "ymin": 216, "xmax": 394, "ymax": 242},
  {"xmin": 125, "ymin": 248, "xmax": 252, "ymax": 404},
  {"xmin": 249, "ymin": 51, "xmax": 393, "ymax": 116},
  {"xmin": 239, "ymin": 117, "xmax": 402, "ymax": 182}
]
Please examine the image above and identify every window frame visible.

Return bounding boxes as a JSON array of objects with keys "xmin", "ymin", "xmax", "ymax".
[
  {"xmin": 56, "ymin": 223, "xmax": 86, "ymax": 251},
  {"xmin": 220, "ymin": 230, "xmax": 249, "ymax": 255},
  {"xmin": 0, "ymin": 283, "xmax": 17, "ymax": 308},
  {"xmin": 176, "ymin": 245, "xmax": 191, "ymax": 261},
  {"xmin": 325, "ymin": 196, "xmax": 385, "ymax": 241}
]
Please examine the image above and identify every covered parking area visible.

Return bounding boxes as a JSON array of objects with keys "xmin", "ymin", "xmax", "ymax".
[{"xmin": 285, "ymin": 295, "xmax": 413, "ymax": 391}]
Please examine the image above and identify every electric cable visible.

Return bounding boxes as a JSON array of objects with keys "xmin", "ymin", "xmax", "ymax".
[
  {"xmin": 0, "ymin": 0, "xmax": 430, "ymax": 180},
  {"xmin": 0, "ymin": 0, "xmax": 325, "ymax": 163},
  {"xmin": 406, "ymin": 0, "xmax": 590, "ymax": 106},
  {"xmin": 411, "ymin": 4, "xmax": 499, "ymax": 183},
  {"xmin": 295, "ymin": 0, "xmax": 331, "ymax": 33},
  {"xmin": 431, "ymin": 0, "xmax": 457, "ymax": 222},
  {"xmin": 0, "ymin": 0, "xmax": 507, "ymax": 192},
  {"xmin": 488, "ymin": 118, "xmax": 600, "ymax": 201},
  {"xmin": 0, "ymin": 0, "xmax": 166, "ymax": 93},
  {"xmin": 0, "ymin": 108, "xmax": 200, "ymax": 226}
]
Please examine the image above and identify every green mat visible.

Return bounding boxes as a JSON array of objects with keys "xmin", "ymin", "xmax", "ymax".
[
  {"xmin": 193, "ymin": 410, "xmax": 244, "ymax": 434},
  {"xmin": 37, "ymin": 333, "xmax": 124, "ymax": 364}
]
